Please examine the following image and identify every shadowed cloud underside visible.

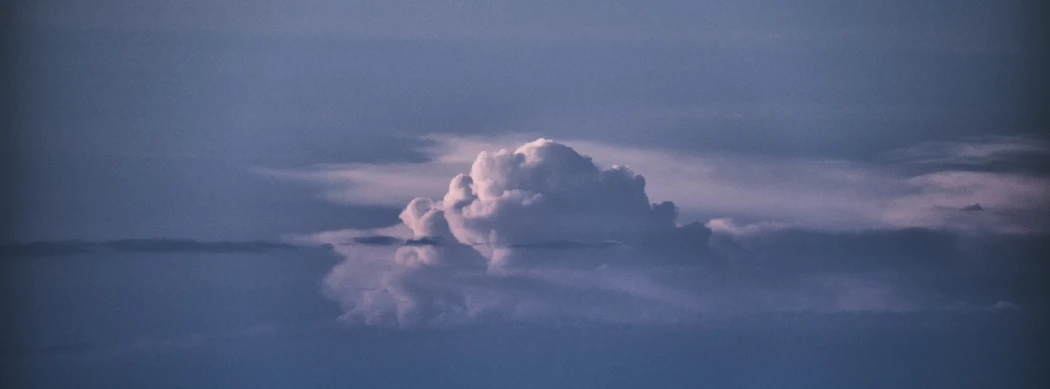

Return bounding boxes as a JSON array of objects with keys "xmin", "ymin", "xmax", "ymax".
[{"xmin": 309, "ymin": 138, "xmax": 1044, "ymax": 327}]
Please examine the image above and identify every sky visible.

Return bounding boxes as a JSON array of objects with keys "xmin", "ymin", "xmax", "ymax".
[{"xmin": 2, "ymin": 1, "xmax": 1049, "ymax": 388}]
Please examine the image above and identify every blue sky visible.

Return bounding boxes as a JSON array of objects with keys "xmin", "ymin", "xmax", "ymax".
[{"xmin": 3, "ymin": 1, "xmax": 1049, "ymax": 387}]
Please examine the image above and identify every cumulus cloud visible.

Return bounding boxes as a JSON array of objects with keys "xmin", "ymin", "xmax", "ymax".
[
  {"xmin": 264, "ymin": 134, "xmax": 1050, "ymax": 234},
  {"xmin": 312, "ymin": 139, "xmax": 718, "ymax": 326},
  {"xmin": 417, "ymin": 138, "xmax": 708, "ymax": 267},
  {"xmin": 303, "ymin": 139, "xmax": 1041, "ymax": 328}
]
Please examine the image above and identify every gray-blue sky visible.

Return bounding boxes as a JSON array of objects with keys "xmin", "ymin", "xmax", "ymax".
[
  {"xmin": 3, "ymin": 1, "xmax": 1049, "ymax": 387},
  {"xmin": 8, "ymin": 0, "xmax": 1049, "ymax": 240}
]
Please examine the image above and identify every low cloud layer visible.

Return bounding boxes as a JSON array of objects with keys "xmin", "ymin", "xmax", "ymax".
[
  {"xmin": 306, "ymin": 139, "xmax": 1045, "ymax": 327},
  {"xmin": 0, "ymin": 239, "xmax": 310, "ymax": 258}
]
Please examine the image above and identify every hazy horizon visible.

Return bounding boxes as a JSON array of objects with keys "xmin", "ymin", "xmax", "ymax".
[{"xmin": 3, "ymin": 1, "xmax": 1048, "ymax": 387}]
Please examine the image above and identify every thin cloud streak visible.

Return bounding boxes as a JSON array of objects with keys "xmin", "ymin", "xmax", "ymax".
[
  {"xmin": 294, "ymin": 138, "xmax": 1045, "ymax": 327},
  {"xmin": 262, "ymin": 134, "xmax": 1050, "ymax": 234},
  {"xmin": 0, "ymin": 239, "xmax": 324, "ymax": 258}
]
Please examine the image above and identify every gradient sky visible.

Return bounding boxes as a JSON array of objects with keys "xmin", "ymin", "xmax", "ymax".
[{"xmin": 2, "ymin": 1, "xmax": 1049, "ymax": 388}]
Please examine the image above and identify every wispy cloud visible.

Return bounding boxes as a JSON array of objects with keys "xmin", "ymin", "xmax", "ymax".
[
  {"xmin": 261, "ymin": 134, "xmax": 1050, "ymax": 234},
  {"xmin": 0, "ymin": 239, "xmax": 324, "ymax": 258},
  {"xmin": 882, "ymin": 135, "xmax": 1050, "ymax": 168},
  {"xmin": 286, "ymin": 138, "xmax": 1044, "ymax": 327}
]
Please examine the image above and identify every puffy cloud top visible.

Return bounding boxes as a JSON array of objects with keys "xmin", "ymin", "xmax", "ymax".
[
  {"xmin": 322, "ymin": 139, "xmax": 715, "ymax": 326},
  {"xmin": 403, "ymin": 138, "xmax": 695, "ymax": 268},
  {"xmin": 313, "ymin": 138, "xmax": 1037, "ymax": 328}
]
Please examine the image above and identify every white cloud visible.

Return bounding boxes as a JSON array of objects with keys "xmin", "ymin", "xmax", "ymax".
[
  {"xmin": 300, "ymin": 138, "xmax": 720, "ymax": 326},
  {"xmin": 289, "ymin": 138, "xmax": 1022, "ymax": 327},
  {"xmin": 264, "ymin": 134, "xmax": 1050, "ymax": 234},
  {"xmin": 882, "ymin": 135, "xmax": 1050, "ymax": 167},
  {"xmin": 884, "ymin": 171, "xmax": 1050, "ymax": 234}
]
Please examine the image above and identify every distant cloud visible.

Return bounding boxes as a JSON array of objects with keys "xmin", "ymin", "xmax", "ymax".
[
  {"xmin": 350, "ymin": 236, "xmax": 403, "ymax": 247},
  {"xmin": 311, "ymin": 139, "xmax": 721, "ymax": 326},
  {"xmin": 264, "ymin": 134, "xmax": 1050, "ymax": 234},
  {"xmin": 404, "ymin": 237, "xmax": 443, "ymax": 247},
  {"xmin": 344, "ymin": 236, "xmax": 446, "ymax": 247},
  {"xmin": 0, "ymin": 241, "xmax": 94, "ymax": 258},
  {"xmin": 0, "ymin": 239, "xmax": 316, "ymax": 258},
  {"xmin": 883, "ymin": 135, "xmax": 1050, "ymax": 170},
  {"xmin": 708, "ymin": 219, "xmax": 962, "ymax": 272},
  {"xmin": 988, "ymin": 301, "xmax": 1021, "ymax": 313},
  {"xmin": 303, "ymin": 139, "xmax": 1043, "ymax": 328},
  {"xmin": 417, "ymin": 138, "xmax": 709, "ymax": 267},
  {"xmin": 507, "ymin": 240, "xmax": 627, "ymax": 250},
  {"xmin": 102, "ymin": 239, "xmax": 299, "ymax": 254}
]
